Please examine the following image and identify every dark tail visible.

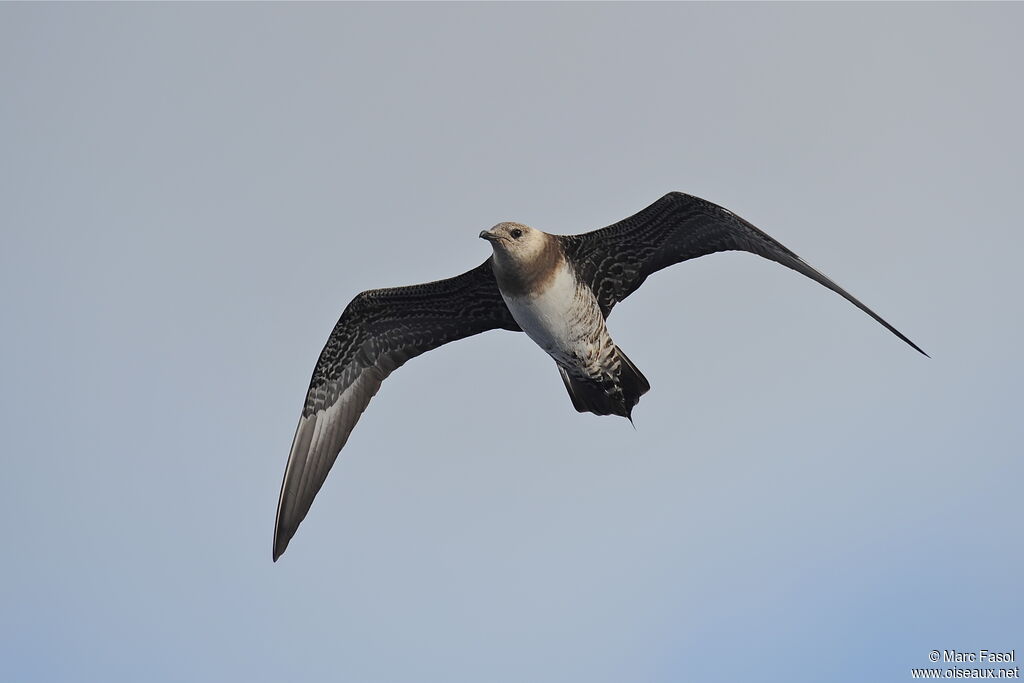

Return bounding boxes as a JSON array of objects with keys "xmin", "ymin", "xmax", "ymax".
[{"xmin": 558, "ymin": 347, "xmax": 651, "ymax": 420}]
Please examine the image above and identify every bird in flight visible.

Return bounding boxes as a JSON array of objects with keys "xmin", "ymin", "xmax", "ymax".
[{"xmin": 273, "ymin": 192, "xmax": 926, "ymax": 560}]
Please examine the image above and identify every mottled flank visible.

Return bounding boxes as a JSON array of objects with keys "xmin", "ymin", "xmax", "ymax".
[
  {"xmin": 275, "ymin": 191, "xmax": 927, "ymax": 560},
  {"xmin": 498, "ymin": 257, "xmax": 647, "ymax": 419}
]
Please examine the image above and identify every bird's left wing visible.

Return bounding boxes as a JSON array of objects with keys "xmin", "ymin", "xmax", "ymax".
[
  {"xmin": 274, "ymin": 258, "xmax": 519, "ymax": 560},
  {"xmin": 561, "ymin": 192, "xmax": 926, "ymax": 356}
]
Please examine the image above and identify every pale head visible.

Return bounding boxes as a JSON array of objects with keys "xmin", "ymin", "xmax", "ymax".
[
  {"xmin": 478, "ymin": 222, "xmax": 548, "ymax": 267},
  {"xmin": 479, "ymin": 222, "xmax": 563, "ymax": 297}
]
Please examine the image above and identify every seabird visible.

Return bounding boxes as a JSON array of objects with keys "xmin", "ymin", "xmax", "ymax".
[{"xmin": 273, "ymin": 192, "xmax": 926, "ymax": 560}]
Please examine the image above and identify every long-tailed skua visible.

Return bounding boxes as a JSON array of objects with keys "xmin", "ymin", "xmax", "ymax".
[{"xmin": 273, "ymin": 192, "xmax": 926, "ymax": 560}]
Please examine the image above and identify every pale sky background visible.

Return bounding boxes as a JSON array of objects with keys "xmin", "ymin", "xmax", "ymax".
[{"xmin": 2, "ymin": 3, "xmax": 1021, "ymax": 682}]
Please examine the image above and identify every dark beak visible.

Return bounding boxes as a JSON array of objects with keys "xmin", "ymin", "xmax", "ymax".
[{"xmin": 479, "ymin": 230, "xmax": 498, "ymax": 242}]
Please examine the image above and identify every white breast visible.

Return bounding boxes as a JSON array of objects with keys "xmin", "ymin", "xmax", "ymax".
[{"xmin": 501, "ymin": 265, "xmax": 606, "ymax": 366}]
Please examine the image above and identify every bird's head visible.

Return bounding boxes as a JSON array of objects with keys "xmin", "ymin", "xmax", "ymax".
[{"xmin": 479, "ymin": 222, "xmax": 547, "ymax": 266}]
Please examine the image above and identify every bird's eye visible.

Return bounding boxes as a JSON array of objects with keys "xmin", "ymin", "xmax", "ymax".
[{"xmin": 510, "ymin": 228, "xmax": 523, "ymax": 239}]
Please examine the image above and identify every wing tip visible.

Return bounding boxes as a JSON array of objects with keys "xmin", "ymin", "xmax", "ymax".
[
  {"xmin": 273, "ymin": 519, "xmax": 294, "ymax": 562},
  {"xmin": 272, "ymin": 521, "xmax": 287, "ymax": 562},
  {"xmin": 272, "ymin": 476, "xmax": 297, "ymax": 563},
  {"xmin": 892, "ymin": 329, "xmax": 929, "ymax": 358}
]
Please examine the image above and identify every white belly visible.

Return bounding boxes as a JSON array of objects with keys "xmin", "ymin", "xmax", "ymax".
[{"xmin": 501, "ymin": 267, "xmax": 612, "ymax": 372}]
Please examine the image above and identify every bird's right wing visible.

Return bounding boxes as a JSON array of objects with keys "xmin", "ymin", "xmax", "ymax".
[
  {"xmin": 274, "ymin": 258, "xmax": 519, "ymax": 561},
  {"xmin": 562, "ymin": 192, "xmax": 927, "ymax": 356}
]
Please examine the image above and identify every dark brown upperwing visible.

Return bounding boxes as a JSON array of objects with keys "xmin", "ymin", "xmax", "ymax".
[
  {"xmin": 274, "ymin": 258, "xmax": 519, "ymax": 561},
  {"xmin": 560, "ymin": 192, "xmax": 926, "ymax": 355}
]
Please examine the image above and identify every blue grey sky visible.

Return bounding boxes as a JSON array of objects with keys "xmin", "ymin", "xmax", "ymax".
[{"xmin": 2, "ymin": 3, "xmax": 1021, "ymax": 682}]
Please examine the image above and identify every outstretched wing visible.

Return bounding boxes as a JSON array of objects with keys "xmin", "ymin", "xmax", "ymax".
[
  {"xmin": 561, "ymin": 192, "xmax": 926, "ymax": 356},
  {"xmin": 274, "ymin": 258, "xmax": 519, "ymax": 561}
]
